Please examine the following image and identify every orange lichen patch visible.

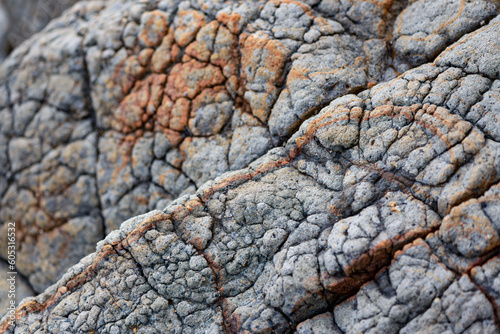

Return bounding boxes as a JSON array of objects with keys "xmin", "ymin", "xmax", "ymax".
[
  {"xmin": 138, "ymin": 10, "xmax": 169, "ymax": 48},
  {"xmin": 113, "ymin": 79, "xmax": 149, "ymax": 131},
  {"xmin": 150, "ymin": 28, "xmax": 178, "ymax": 73},
  {"xmin": 111, "ymin": 55, "xmax": 147, "ymax": 96},
  {"xmin": 138, "ymin": 48, "xmax": 154, "ymax": 67},
  {"xmin": 113, "ymin": 73, "xmax": 169, "ymax": 132},
  {"xmin": 329, "ymin": 204, "xmax": 344, "ymax": 217},
  {"xmin": 113, "ymin": 96, "xmax": 144, "ymax": 132},
  {"xmin": 169, "ymin": 98, "xmax": 190, "ymax": 131},
  {"xmin": 199, "ymin": 170, "xmax": 255, "ymax": 203},
  {"xmin": 165, "ymin": 60, "xmax": 225, "ymax": 100},
  {"xmin": 146, "ymin": 74, "xmax": 167, "ymax": 113},
  {"xmin": 440, "ymin": 197, "xmax": 500, "ymax": 259},
  {"xmin": 388, "ymin": 201, "xmax": 400, "ymax": 213},
  {"xmin": 188, "ymin": 237, "xmax": 205, "ymax": 251},
  {"xmin": 365, "ymin": 104, "xmax": 395, "ymax": 121},
  {"xmin": 179, "ymin": 137, "xmax": 194, "ymax": 157},
  {"xmin": 168, "ymin": 149, "xmax": 185, "ymax": 169},
  {"xmin": 173, "ymin": 10, "xmax": 207, "ymax": 47},
  {"xmin": 185, "ymin": 20, "xmax": 219, "ymax": 62},
  {"xmin": 240, "ymin": 31, "xmax": 283, "ymax": 80},
  {"xmin": 181, "ymin": 54, "xmax": 194, "ymax": 62},
  {"xmin": 211, "ymin": 25, "xmax": 239, "ymax": 78},
  {"xmin": 156, "ymin": 95, "xmax": 174, "ymax": 128},
  {"xmin": 240, "ymin": 31, "xmax": 289, "ymax": 123},
  {"xmin": 217, "ymin": 11, "xmax": 243, "ymax": 35},
  {"xmin": 134, "ymin": 80, "xmax": 150, "ymax": 109},
  {"xmin": 158, "ymin": 128, "xmax": 183, "ymax": 147},
  {"xmin": 372, "ymin": 0, "xmax": 397, "ymax": 37}
]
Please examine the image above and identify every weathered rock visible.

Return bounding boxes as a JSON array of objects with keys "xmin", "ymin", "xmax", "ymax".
[
  {"xmin": 1, "ymin": 0, "xmax": 500, "ymax": 333},
  {"xmin": 0, "ymin": 0, "xmax": 409, "ymax": 293}
]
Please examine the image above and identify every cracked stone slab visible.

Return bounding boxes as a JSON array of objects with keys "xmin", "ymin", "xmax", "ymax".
[
  {"xmin": 1, "ymin": 0, "xmax": 500, "ymax": 333},
  {"xmin": 0, "ymin": 0, "xmax": 478, "ymax": 295}
]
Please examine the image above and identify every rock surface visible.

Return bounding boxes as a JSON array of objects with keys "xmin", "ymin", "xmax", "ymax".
[{"xmin": 1, "ymin": 0, "xmax": 500, "ymax": 333}]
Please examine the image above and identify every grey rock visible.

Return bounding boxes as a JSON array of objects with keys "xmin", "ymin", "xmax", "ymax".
[
  {"xmin": 393, "ymin": 0, "xmax": 497, "ymax": 66},
  {"xmin": 1, "ymin": 0, "xmax": 500, "ymax": 333}
]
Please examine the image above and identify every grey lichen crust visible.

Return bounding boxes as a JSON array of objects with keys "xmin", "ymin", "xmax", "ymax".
[{"xmin": 1, "ymin": 0, "xmax": 500, "ymax": 333}]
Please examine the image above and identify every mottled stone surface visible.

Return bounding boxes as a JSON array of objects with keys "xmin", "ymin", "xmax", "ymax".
[{"xmin": 1, "ymin": 0, "xmax": 500, "ymax": 333}]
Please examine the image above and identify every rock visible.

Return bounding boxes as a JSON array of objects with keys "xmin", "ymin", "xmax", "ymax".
[
  {"xmin": 0, "ymin": 0, "xmax": 80, "ymax": 61},
  {"xmin": 1, "ymin": 0, "xmax": 500, "ymax": 333},
  {"xmin": 0, "ymin": 262, "xmax": 33, "ymax": 320},
  {"xmin": 393, "ymin": 0, "xmax": 497, "ymax": 67},
  {"xmin": 0, "ymin": 2, "xmax": 8, "ymax": 61}
]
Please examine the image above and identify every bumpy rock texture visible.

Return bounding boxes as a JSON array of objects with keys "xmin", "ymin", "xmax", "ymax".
[{"xmin": 1, "ymin": 0, "xmax": 500, "ymax": 333}]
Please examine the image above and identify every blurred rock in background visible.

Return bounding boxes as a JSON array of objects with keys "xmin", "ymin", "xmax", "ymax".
[
  {"xmin": 0, "ymin": 2, "xmax": 8, "ymax": 61},
  {"xmin": 0, "ymin": 0, "xmax": 79, "ymax": 62}
]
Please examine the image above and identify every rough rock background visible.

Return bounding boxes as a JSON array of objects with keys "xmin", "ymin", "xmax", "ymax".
[
  {"xmin": 0, "ymin": 0, "xmax": 81, "ymax": 62},
  {"xmin": 1, "ymin": 0, "xmax": 500, "ymax": 332},
  {"xmin": 0, "ymin": 0, "xmax": 81, "ymax": 319},
  {"xmin": 0, "ymin": 2, "xmax": 8, "ymax": 61}
]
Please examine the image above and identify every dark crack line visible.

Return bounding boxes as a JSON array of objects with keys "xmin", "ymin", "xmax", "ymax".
[
  {"xmin": 469, "ymin": 273, "xmax": 500, "ymax": 332},
  {"xmin": 188, "ymin": 243, "xmax": 229, "ymax": 334},
  {"xmin": 79, "ymin": 29, "xmax": 106, "ymax": 243},
  {"xmin": 425, "ymin": 235, "xmax": 500, "ymax": 330},
  {"xmin": 112, "ymin": 243, "xmax": 163, "ymax": 299},
  {"xmin": 274, "ymin": 306, "xmax": 297, "ymax": 332}
]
